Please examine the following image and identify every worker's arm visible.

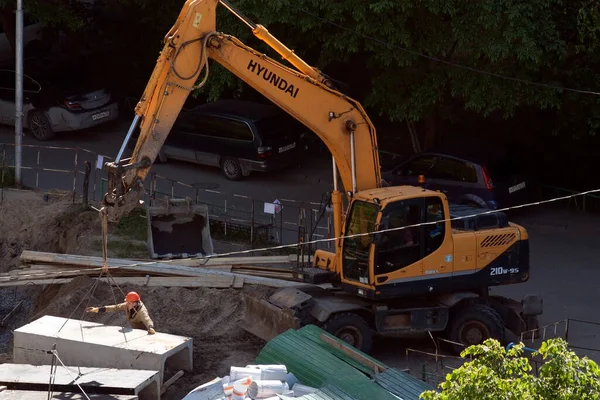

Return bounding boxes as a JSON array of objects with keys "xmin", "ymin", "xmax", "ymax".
[
  {"xmin": 137, "ymin": 306, "xmax": 156, "ymax": 334},
  {"xmin": 85, "ymin": 303, "xmax": 127, "ymax": 313}
]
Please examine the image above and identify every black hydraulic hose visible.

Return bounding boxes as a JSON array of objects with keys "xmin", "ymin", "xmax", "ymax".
[{"xmin": 219, "ymin": 0, "xmax": 257, "ymax": 29}]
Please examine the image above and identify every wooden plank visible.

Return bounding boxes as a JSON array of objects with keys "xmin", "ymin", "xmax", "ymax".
[
  {"xmin": 232, "ymin": 265, "xmax": 293, "ymax": 273},
  {"xmin": 319, "ymin": 332, "xmax": 386, "ymax": 373},
  {"xmin": 0, "ymin": 276, "xmax": 235, "ymax": 289},
  {"xmin": 18, "ymin": 263, "xmax": 233, "ymax": 274},
  {"xmin": 98, "ymin": 276, "xmax": 234, "ymax": 288},
  {"xmin": 1, "ymin": 301, "xmax": 22, "ymax": 327},
  {"xmin": 18, "ymin": 251, "xmax": 309, "ymax": 288},
  {"xmin": 160, "ymin": 370, "xmax": 184, "ymax": 395},
  {"xmin": 0, "ymin": 278, "xmax": 73, "ymax": 287},
  {"xmin": 20, "ymin": 250, "xmax": 292, "ymax": 267},
  {"xmin": 235, "ymin": 270, "xmax": 296, "ymax": 280},
  {"xmin": 232, "ymin": 275, "xmax": 245, "ymax": 289}
]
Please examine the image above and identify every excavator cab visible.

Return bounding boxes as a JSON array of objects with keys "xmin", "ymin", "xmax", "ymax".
[
  {"xmin": 339, "ymin": 189, "xmax": 454, "ymax": 299},
  {"xmin": 324, "ymin": 186, "xmax": 531, "ymax": 299}
]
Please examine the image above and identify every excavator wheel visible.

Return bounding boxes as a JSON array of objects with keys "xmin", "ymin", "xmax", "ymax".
[
  {"xmin": 323, "ymin": 312, "xmax": 374, "ymax": 355},
  {"xmin": 447, "ymin": 303, "xmax": 505, "ymax": 355}
]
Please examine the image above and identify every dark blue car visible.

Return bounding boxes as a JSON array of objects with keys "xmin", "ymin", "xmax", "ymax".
[{"xmin": 382, "ymin": 152, "xmax": 534, "ymax": 210}]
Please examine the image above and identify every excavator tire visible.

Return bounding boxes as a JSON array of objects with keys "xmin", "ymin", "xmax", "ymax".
[
  {"xmin": 447, "ymin": 303, "xmax": 505, "ymax": 355},
  {"xmin": 323, "ymin": 312, "xmax": 374, "ymax": 355}
]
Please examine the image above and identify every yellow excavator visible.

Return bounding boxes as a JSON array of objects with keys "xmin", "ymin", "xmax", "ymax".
[{"xmin": 103, "ymin": 0, "xmax": 542, "ymax": 354}]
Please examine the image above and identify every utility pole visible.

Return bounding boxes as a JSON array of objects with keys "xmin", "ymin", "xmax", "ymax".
[{"xmin": 15, "ymin": 0, "xmax": 23, "ymax": 187}]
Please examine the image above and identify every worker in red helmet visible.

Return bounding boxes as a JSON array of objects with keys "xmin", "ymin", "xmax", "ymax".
[{"xmin": 85, "ymin": 291, "xmax": 155, "ymax": 334}]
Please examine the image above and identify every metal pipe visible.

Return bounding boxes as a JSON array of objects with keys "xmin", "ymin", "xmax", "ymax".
[
  {"xmin": 218, "ymin": 0, "xmax": 320, "ymax": 81},
  {"xmin": 115, "ymin": 114, "xmax": 141, "ymax": 163},
  {"xmin": 350, "ymin": 130, "xmax": 357, "ymax": 194},
  {"xmin": 332, "ymin": 155, "xmax": 338, "ymax": 191},
  {"xmin": 331, "ymin": 154, "xmax": 343, "ymax": 247},
  {"xmin": 14, "ymin": 0, "xmax": 23, "ymax": 186}
]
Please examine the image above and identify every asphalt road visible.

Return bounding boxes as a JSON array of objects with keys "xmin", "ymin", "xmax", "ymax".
[
  {"xmin": 0, "ymin": 118, "xmax": 336, "ymax": 246},
  {"xmin": 2, "ymin": 118, "xmax": 600, "ymax": 369}
]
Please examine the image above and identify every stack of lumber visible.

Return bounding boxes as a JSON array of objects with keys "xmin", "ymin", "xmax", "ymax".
[{"xmin": 0, "ymin": 250, "xmax": 310, "ymax": 289}]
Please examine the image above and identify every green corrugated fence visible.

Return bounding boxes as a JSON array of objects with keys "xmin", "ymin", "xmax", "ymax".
[{"xmin": 255, "ymin": 325, "xmax": 434, "ymax": 400}]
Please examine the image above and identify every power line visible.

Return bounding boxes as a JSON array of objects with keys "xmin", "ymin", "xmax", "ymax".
[
  {"xmin": 25, "ymin": 186, "xmax": 600, "ymax": 279},
  {"xmin": 275, "ymin": 0, "xmax": 600, "ymax": 97}
]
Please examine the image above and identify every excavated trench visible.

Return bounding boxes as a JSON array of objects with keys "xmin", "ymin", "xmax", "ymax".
[{"xmin": 0, "ymin": 189, "xmax": 275, "ymax": 399}]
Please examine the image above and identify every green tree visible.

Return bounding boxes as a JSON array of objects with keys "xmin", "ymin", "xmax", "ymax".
[
  {"xmin": 420, "ymin": 338, "xmax": 600, "ymax": 400},
  {"xmin": 0, "ymin": 0, "xmax": 90, "ymax": 57},
  {"xmin": 178, "ymin": 0, "xmax": 600, "ymax": 145}
]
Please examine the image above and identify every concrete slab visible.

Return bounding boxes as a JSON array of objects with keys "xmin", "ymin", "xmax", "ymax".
[
  {"xmin": 0, "ymin": 389, "xmax": 138, "ymax": 399},
  {"xmin": 0, "ymin": 364, "xmax": 157, "ymax": 399},
  {"xmin": 12, "ymin": 315, "xmax": 193, "ymax": 386}
]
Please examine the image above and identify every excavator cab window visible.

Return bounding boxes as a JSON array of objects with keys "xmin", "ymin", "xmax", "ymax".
[
  {"xmin": 373, "ymin": 199, "xmax": 423, "ymax": 275},
  {"xmin": 341, "ymin": 200, "xmax": 379, "ymax": 284},
  {"xmin": 424, "ymin": 197, "xmax": 445, "ymax": 255}
]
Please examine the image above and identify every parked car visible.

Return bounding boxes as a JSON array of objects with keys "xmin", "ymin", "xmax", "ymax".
[
  {"xmin": 128, "ymin": 99, "xmax": 310, "ymax": 180},
  {"xmin": 382, "ymin": 152, "xmax": 535, "ymax": 209},
  {"xmin": 0, "ymin": 64, "xmax": 119, "ymax": 141}
]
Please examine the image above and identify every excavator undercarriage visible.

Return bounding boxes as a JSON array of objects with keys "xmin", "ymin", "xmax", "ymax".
[{"xmin": 242, "ymin": 283, "xmax": 542, "ymax": 355}]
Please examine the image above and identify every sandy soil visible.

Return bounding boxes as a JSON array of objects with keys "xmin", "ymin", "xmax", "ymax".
[
  {"xmin": 29, "ymin": 276, "xmax": 271, "ymax": 399},
  {"xmin": 0, "ymin": 189, "xmax": 101, "ymax": 272},
  {"xmin": 0, "ymin": 188, "xmax": 275, "ymax": 399}
]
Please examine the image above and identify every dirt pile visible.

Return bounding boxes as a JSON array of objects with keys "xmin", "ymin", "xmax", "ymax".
[
  {"xmin": 0, "ymin": 189, "xmax": 100, "ymax": 272},
  {"xmin": 30, "ymin": 275, "xmax": 273, "ymax": 400},
  {"xmin": 0, "ymin": 187, "xmax": 279, "ymax": 399}
]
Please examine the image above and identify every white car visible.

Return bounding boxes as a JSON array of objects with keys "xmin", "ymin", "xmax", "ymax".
[{"xmin": 0, "ymin": 68, "xmax": 119, "ymax": 140}]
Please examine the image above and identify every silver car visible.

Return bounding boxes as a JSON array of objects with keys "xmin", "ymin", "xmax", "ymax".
[{"xmin": 0, "ymin": 68, "xmax": 119, "ymax": 141}]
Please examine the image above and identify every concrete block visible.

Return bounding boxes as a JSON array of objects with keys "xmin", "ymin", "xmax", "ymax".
[
  {"xmin": 0, "ymin": 364, "xmax": 156, "ymax": 399},
  {"xmin": 12, "ymin": 315, "xmax": 193, "ymax": 386},
  {"xmin": 0, "ymin": 390, "xmax": 138, "ymax": 400}
]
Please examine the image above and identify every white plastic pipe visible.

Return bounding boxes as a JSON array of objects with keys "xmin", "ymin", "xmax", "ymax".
[
  {"xmin": 246, "ymin": 364, "xmax": 288, "ymax": 381},
  {"xmin": 247, "ymin": 380, "xmax": 289, "ymax": 399},
  {"xmin": 230, "ymin": 366, "xmax": 262, "ymax": 382}
]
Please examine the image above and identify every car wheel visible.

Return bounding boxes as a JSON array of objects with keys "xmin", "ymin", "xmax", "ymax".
[
  {"xmin": 28, "ymin": 110, "xmax": 55, "ymax": 141},
  {"xmin": 323, "ymin": 312, "xmax": 374, "ymax": 354},
  {"xmin": 220, "ymin": 157, "xmax": 243, "ymax": 181}
]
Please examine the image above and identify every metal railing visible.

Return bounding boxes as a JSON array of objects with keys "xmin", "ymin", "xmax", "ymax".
[
  {"xmin": 539, "ymin": 184, "xmax": 600, "ymax": 213},
  {"xmin": 0, "ymin": 143, "xmax": 113, "ymax": 204},
  {"xmin": 143, "ymin": 172, "xmax": 335, "ymax": 252}
]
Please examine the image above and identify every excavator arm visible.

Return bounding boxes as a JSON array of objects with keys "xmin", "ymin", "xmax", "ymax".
[{"xmin": 103, "ymin": 0, "xmax": 382, "ymax": 240}]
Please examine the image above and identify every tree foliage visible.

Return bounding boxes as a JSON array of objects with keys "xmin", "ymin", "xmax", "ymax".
[
  {"xmin": 179, "ymin": 0, "xmax": 600, "ymax": 138},
  {"xmin": 420, "ymin": 338, "xmax": 600, "ymax": 400},
  {"xmin": 13, "ymin": 0, "xmax": 598, "ymax": 140}
]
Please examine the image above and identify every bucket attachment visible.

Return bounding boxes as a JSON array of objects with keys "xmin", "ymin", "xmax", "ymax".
[
  {"xmin": 146, "ymin": 197, "xmax": 214, "ymax": 258},
  {"xmin": 241, "ymin": 294, "xmax": 301, "ymax": 342}
]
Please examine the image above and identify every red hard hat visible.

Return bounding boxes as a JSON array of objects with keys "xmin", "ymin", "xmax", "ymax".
[{"xmin": 125, "ymin": 291, "xmax": 140, "ymax": 302}]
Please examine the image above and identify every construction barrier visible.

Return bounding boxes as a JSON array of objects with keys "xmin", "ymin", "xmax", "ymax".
[{"xmin": 0, "ymin": 142, "xmax": 113, "ymax": 205}]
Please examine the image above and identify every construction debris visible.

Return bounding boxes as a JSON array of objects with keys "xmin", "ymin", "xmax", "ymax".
[
  {"xmin": 182, "ymin": 325, "xmax": 433, "ymax": 400},
  {"xmin": 182, "ymin": 363, "xmax": 302, "ymax": 399},
  {"xmin": 0, "ymin": 250, "xmax": 310, "ymax": 289}
]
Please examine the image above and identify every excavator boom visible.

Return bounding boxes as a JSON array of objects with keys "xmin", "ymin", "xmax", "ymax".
[{"xmin": 103, "ymin": 0, "xmax": 382, "ymax": 236}]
